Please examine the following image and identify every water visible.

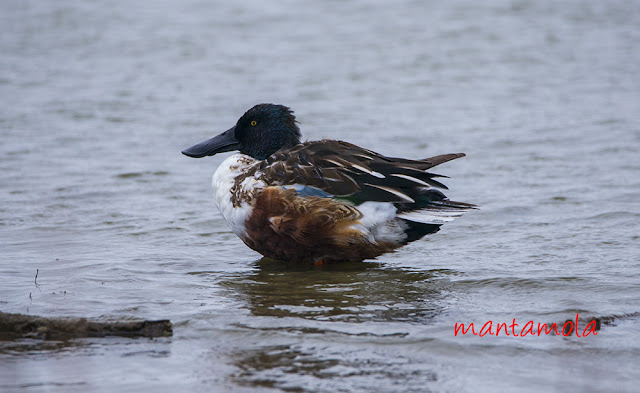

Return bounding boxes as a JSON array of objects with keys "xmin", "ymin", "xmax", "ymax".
[{"xmin": 1, "ymin": 0, "xmax": 639, "ymax": 391}]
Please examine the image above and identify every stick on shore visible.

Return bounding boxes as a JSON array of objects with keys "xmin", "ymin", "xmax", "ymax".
[{"xmin": 0, "ymin": 312, "xmax": 172, "ymax": 340}]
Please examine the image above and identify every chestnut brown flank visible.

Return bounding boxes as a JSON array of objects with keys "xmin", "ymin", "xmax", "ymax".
[{"xmin": 243, "ymin": 187, "xmax": 398, "ymax": 263}]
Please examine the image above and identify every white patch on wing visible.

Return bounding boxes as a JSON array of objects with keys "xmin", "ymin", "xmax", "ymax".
[
  {"xmin": 355, "ymin": 201, "xmax": 406, "ymax": 244},
  {"xmin": 363, "ymin": 183, "xmax": 415, "ymax": 203},
  {"xmin": 211, "ymin": 154, "xmax": 263, "ymax": 238},
  {"xmin": 397, "ymin": 207, "xmax": 469, "ymax": 224},
  {"xmin": 390, "ymin": 173, "xmax": 431, "ymax": 187},
  {"xmin": 324, "ymin": 158, "xmax": 344, "ymax": 167},
  {"xmin": 351, "ymin": 164, "xmax": 385, "ymax": 178},
  {"xmin": 352, "ymin": 153, "xmax": 375, "ymax": 161}
]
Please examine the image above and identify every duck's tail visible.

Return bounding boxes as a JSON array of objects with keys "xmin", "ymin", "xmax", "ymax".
[
  {"xmin": 399, "ymin": 220, "xmax": 442, "ymax": 243},
  {"xmin": 397, "ymin": 189, "xmax": 476, "ymax": 243}
]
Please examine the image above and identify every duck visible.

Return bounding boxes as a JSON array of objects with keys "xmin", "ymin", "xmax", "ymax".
[{"xmin": 182, "ymin": 103, "xmax": 475, "ymax": 264}]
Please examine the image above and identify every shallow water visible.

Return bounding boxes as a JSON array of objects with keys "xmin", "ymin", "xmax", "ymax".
[{"xmin": 1, "ymin": 0, "xmax": 639, "ymax": 392}]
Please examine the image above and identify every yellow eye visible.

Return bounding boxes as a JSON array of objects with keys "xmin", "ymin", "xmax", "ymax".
[{"xmin": 251, "ymin": 120, "xmax": 257, "ymax": 126}]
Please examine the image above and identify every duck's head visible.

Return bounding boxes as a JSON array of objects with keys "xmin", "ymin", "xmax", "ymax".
[{"xmin": 182, "ymin": 103, "xmax": 301, "ymax": 160}]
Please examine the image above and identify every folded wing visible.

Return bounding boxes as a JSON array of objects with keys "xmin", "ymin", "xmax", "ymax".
[{"xmin": 256, "ymin": 140, "xmax": 475, "ymax": 214}]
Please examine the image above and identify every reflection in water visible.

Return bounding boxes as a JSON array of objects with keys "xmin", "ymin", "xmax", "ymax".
[
  {"xmin": 0, "ymin": 337, "xmax": 172, "ymax": 359},
  {"xmin": 233, "ymin": 344, "xmax": 341, "ymax": 391},
  {"xmin": 220, "ymin": 259, "xmax": 453, "ymax": 391},
  {"xmin": 231, "ymin": 342, "xmax": 438, "ymax": 392},
  {"xmin": 0, "ymin": 338, "xmax": 88, "ymax": 357},
  {"xmin": 222, "ymin": 258, "xmax": 453, "ymax": 323}
]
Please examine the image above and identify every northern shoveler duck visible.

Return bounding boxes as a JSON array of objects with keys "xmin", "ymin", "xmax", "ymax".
[{"xmin": 182, "ymin": 104, "xmax": 475, "ymax": 264}]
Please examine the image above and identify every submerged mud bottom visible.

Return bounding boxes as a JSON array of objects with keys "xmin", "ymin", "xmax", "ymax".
[{"xmin": 0, "ymin": 312, "xmax": 172, "ymax": 340}]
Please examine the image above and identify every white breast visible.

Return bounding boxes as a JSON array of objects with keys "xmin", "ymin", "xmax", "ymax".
[{"xmin": 211, "ymin": 154, "xmax": 264, "ymax": 238}]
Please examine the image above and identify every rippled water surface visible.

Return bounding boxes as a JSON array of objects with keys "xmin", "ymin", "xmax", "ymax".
[{"xmin": 1, "ymin": 0, "xmax": 639, "ymax": 392}]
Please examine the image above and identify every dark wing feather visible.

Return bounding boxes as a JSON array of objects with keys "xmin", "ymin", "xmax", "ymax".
[{"xmin": 257, "ymin": 140, "xmax": 471, "ymax": 209}]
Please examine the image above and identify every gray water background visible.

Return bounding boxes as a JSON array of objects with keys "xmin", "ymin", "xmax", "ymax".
[{"xmin": 1, "ymin": 0, "xmax": 639, "ymax": 392}]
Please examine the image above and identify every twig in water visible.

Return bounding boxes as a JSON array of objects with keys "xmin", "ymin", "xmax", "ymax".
[{"xmin": 35, "ymin": 269, "xmax": 38, "ymax": 285}]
